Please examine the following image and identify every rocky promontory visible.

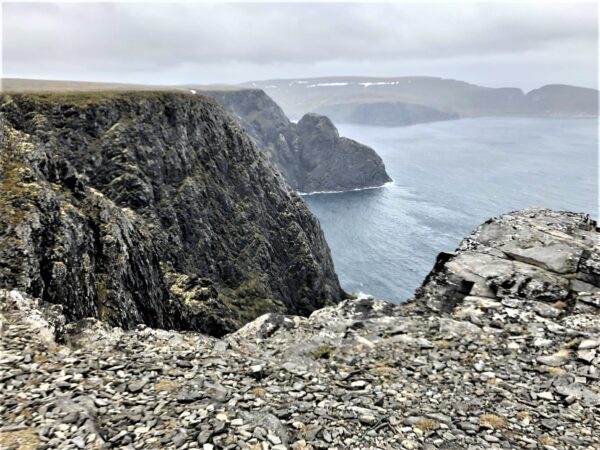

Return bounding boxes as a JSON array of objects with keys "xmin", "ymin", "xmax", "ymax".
[
  {"xmin": 202, "ymin": 89, "xmax": 392, "ymax": 193},
  {"xmin": 0, "ymin": 91, "xmax": 344, "ymax": 337},
  {"xmin": 1, "ymin": 208, "xmax": 598, "ymax": 449}
]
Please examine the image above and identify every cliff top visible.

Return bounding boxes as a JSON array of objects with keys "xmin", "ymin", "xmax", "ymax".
[
  {"xmin": 1, "ymin": 208, "xmax": 598, "ymax": 450},
  {"xmin": 1, "ymin": 90, "xmax": 216, "ymax": 106},
  {"xmin": 1, "ymin": 77, "xmax": 256, "ymax": 95}
]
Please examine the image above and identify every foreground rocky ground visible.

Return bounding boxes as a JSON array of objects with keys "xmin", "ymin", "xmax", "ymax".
[{"xmin": 1, "ymin": 208, "xmax": 599, "ymax": 450}]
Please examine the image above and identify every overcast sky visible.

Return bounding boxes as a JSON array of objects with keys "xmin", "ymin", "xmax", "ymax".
[{"xmin": 3, "ymin": 2, "xmax": 598, "ymax": 90}]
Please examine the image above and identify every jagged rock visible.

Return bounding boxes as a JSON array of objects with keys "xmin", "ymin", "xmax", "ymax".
[
  {"xmin": 1, "ymin": 209, "xmax": 599, "ymax": 449},
  {"xmin": 416, "ymin": 208, "xmax": 598, "ymax": 311},
  {"xmin": 0, "ymin": 92, "xmax": 344, "ymax": 336},
  {"xmin": 579, "ymin": 339, "xmax": 600, "ymax": 350},
  {"xmin": 202, "ymin": 89, "xmax": 392, "ymax": 192},
  {"xmin": 553, "ymin": 376, "xmax": 600, "ymax": 407}
]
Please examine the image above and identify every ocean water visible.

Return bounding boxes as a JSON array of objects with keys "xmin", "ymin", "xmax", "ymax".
[{"xmin": 303, "ymin": 117, "xmax": 598, "ymax": 302}]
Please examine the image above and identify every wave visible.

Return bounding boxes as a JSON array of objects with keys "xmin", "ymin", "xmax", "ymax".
[{"xmin": 298, "ymin": 180, "xmax": 394, "ymax": 196}]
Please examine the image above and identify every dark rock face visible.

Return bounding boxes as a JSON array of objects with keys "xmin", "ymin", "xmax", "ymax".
[
  {"xmin": 0, "ymin": 91, "xmax": 344, "ymax": 336},
  {"xmin": 315, "ymin": 101, "xmax": 459, "ymax": 126},
  {"xmin": 203, "ymin": 89, "xmax": 391, "ymax": 193},
  {"xmin": 416, "ymin": 208, "xmax": 599, "ymax": 312},
  {"xmin": 292, "ymin": 113, "xmax": 391, "ymax": 192}
]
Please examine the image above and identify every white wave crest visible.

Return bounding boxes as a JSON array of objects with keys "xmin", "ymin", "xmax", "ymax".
[{"xmin": 298, "ymin": 180, "xmax": 394, "ymax": 196}]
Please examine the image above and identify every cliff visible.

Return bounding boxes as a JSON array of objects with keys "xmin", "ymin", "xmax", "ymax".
[
  {"xmin": 202, "ymin": 89, "xmax": 392, "ymax": 193},
  {"xmin": 0, "ymin": 91, "xmax": 344, "ymax": 337},
  {"xmin": 247, "ymin": 77, "xmax": 599, "ymax": 125},
  {"xmin": 1, "ymin": 208, "xmax": 598, "ymax": 449}
]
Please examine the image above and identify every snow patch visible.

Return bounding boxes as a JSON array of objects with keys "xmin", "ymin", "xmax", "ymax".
[
  {"xmin": 307, "ymin": 82, "xmax": 349, "ymax": 88},
  {"xmin": 359, "ymin": 81, "xmax": 401, "ymax": 87}
]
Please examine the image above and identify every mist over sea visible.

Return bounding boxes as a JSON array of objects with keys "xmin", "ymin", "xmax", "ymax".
[{"xmin": 303, "ymin": 117, "xmax": 598, "ymax": 302}]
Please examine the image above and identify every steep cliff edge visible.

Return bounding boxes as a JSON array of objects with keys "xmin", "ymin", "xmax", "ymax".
[
  {"xmin": 415, "ymin": 208, "xmax": 599, "ymax": 313},
  {"xmin": 202, "ymin": 89, "xmax": 392, "ymax": 193},
  {"xmin": 1, "ymin": 208, "xmax": 598, "ymax": 449},
  {"xmin": 0, "ymin": 91, "xmax": 344, "ymax": 336}
]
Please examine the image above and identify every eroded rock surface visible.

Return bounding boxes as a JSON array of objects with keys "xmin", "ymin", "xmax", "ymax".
[
  {"xmin": 416, "ymin": 208, "xmax": 598, "ymax": 312},
  {"xmin": 1, "ymin": 209, "xmax": 598, "ymax": 449},
  {"xmin": 0, "ymin": 92, "xmax": 344, "ymax": 336}
]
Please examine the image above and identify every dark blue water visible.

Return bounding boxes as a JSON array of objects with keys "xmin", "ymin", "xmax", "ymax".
[{"xmin": 303, "ymin": 117, "xmax": 598, "ymax": 302}]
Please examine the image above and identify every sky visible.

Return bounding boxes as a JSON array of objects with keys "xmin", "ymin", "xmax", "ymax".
[{"xmin": 2, "ymin": 2, "xmax": 598, "ymax": 90}]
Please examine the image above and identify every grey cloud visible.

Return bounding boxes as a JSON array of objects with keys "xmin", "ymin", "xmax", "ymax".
[{"xmin": 2, "ymin": 2, "xmax": 597, "ymax": 88}]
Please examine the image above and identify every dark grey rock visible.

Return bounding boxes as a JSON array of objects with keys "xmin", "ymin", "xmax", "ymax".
[
  {"xmin": 202, "ymin": 89, "xmax": 391, "ymax": 193},
  {"xmin": 0, "ymin": 92, "xmax": 344, "ymax": 337},
  {"xmin": 127, "ymin": 379, "xmax": 148, "ymax": 393},
  {"xmin": 176, "ymin": 389, "xmax": 203, "ymax": 404}
]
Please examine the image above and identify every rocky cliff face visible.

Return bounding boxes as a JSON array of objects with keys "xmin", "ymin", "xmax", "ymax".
[
  {"xmin": 1, "ymin": 208, "xmax": 598, "ymax": 449},
  {"xmin": 203, "ymin": 89, "xmax": 391, "ymax": 193},
  {"xmin": 0, "ymin": 91, "xmax": 344, "ymax": 336}
]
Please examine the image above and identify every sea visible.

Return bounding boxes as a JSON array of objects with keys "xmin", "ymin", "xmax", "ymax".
[{"xmin": 303, "ymin": 117, "xmax": 598, "ymax": 302}]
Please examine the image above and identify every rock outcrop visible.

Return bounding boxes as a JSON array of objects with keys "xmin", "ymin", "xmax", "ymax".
[
  {"xmin": 0, "ymin": 91, "xmax": 344, "ymax": 336},
  {"xmin": 416, "ymin": 208, "xmax": 598, "ymax": 312},
  {"xmin": 1, "ymin": 208, "xmax": 598, "ymax": 449},
  {"xmin": 202, "ymin": 89, "xmax": 392, "ymax": 193}
]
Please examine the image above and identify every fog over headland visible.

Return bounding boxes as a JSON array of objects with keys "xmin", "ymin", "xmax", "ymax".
[{"xmin": 3, "ymin": 2, "xmax": 598, "ymax": 90}]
